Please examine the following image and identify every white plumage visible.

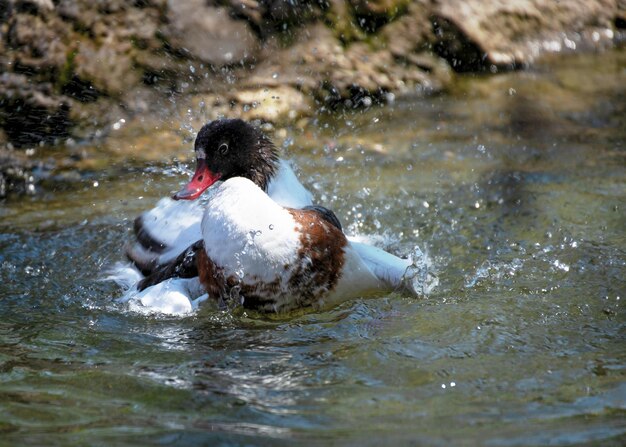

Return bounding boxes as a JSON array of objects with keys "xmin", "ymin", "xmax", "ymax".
[{"xmin": 201, "ymin": 177, "xmax": 303, "ymax": 287}]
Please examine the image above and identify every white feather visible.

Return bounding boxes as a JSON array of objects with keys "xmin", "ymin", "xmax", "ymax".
[
  {"xmin": 139, "ymin": 197, "xmax": 205, "ymax": 249},
  {"xmin": 202, "ymin": 177, "xmax": 302, "ymax": 287},
  {"xmin": 267, "ymin": 159, "xmax": 313, "ymax": 208}
]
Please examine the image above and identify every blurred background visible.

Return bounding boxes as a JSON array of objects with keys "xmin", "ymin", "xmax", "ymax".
[
  {"xmin": 1, "ymin": 0, "xmax": 624, "ymax": 186},
  {"xmin": 0, "ymin": 1, "xmax": 625, "ymax": 445}
]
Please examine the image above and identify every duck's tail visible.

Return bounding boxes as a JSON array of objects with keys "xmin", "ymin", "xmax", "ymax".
[{"xmin": 349, "ymin": 240, "xmax": 438, "ymax": 297}]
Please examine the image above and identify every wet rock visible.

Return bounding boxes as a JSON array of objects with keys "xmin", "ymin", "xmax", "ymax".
[
  {"xmin": 234, "ymin": 86, "xmax": 310, "ymax": 121},
  {"xmin": 617, "ymin": 0, "xmax": 626, "ymax": 27},
  {"xmin": 133, "ymin": 50, "xmax": 190, "ymax": 89},
  {"xmin": 1, "ymin": 0, "xmax": 624, "ymax": 157},
  {"xmin": 350, "ymin": 0, "xmax": 408, "ymax": 16},
  {"xmin": 55, "ymin": 1, "xmax": 97, "ymax": 34},
  {"xmin": 431, "ymin": 0, "xmax": 620, "ymax": 71},
  {"xmin": 0, "ymin": 73, "xmax": 72, "ymax": 147},
  {"xmin": 235, "ymin": 0, "xmax": 320, "ymax": 30},
  {"xmin": 163, "ymin": 0, "xmax": 259, "ymax": 67},
  {"xmin": 379, "ymin": 1, "xmax": 434, "ymax": 56},
  {"xmin": 264, "ymin": 0, "xmax": 313, "ymax": 22},
  {"xmin": 11, "ymin": 0, "xmax": 54, "ymax": 15},
  {"xmin": 349, "ymin": 0, "xmax": 410, "ymax": 31},
  {"xmin": 0, "ymin": 146, "xmax": 53, "ymax": 197},
  {"xmin": 226, "ymin": 0, "xmax": 265, "ymax": 30},
  {"xmin": 52, "ymin": 1, "xmax": 162, "ymax": 98},
  {"xmin": 6, "ymin": 12, "xmax": 70, "ymax": 78},
  {"xmin": 0, "ymin": 3, "xmax": 9, "ymax": 22},
  {"xmin": 73, "ymin": 41, "xmax": 140, "ymax": 98},
  {"xmin": 187, "ymin": 85, "xmax": 311, "ymax": 124},
  {"xmin": 325, "ymin": 0, "xmax": 366, "ymax": 43},
  {"xmin": 247, "ymin": 22, "xmax": 451, "ymax": 109}
]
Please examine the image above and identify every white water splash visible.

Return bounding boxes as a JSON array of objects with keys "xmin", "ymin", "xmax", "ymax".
[{"xmin": 401, "ymin": 246, "xmax": 439, "ymax": 297}]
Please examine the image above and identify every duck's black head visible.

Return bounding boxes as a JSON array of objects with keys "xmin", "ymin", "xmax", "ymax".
[{"xmin": 174, "ymin": 119, "xmax": 279, "ymax": 200}]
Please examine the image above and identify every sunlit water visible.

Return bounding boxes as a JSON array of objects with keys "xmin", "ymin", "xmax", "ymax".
[{"xmin": 1, "ymin": 50, "xmax": 624, "ymax": 445}]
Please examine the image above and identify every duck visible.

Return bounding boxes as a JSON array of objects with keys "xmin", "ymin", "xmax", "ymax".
[
  {"xmin": 138, "ymin": 176, "xmax": 422, "ymax": 313},
  {"xmin": 114, "ymin": 118, "xmax": 432, "ymax": 314},
  {"xmin": 127, "ymin": 118, "xmax": 313, "ymax": 274}
]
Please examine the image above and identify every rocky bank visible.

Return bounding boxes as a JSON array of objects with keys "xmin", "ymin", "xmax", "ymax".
[{"xmin": 0, "ymin": 0, "xmax": 624, "ymax": 195}]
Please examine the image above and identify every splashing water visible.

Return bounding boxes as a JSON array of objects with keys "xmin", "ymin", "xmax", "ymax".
[{"xmin": 401, "ymin": 246, "xmax": 439, "ymax": 296}]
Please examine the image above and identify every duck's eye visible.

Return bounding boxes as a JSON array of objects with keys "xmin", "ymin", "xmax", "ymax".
[{"xmin": 218, "ymin": 143, "xmax": 229, "ymax": 155}]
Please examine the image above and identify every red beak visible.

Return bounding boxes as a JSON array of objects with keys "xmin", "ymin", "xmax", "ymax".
[{"xmin": 173, "ymin": 159, "xmax": 222, "ymax": 200}]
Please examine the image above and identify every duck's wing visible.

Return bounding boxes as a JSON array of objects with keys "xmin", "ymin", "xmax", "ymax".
[
  {"xmin": 302, "ymin": 205, "xmax": 343, "ymax": 231},
  {"xmin": 267, "ymin": 160, "xmax": 313, "ymax": 208},
  {"xmin": 136, "ymin": 241, "xmax": 204, "ymax": 291},
  {"xmin": 126, "ymin": 197, "xmax": 204, "ymax": 274}
]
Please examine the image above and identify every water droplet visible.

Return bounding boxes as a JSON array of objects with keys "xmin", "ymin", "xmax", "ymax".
[
  {"xmin": 189, "ymin": 65, "xmax": 196, "ymax": 73},
  {"xmin": 112, "ymin": 118, "xmax": 126, "ymax": 130},
  {"xmin": 282, "ymin": 137, "xmax": 294, "ymax": 149},
  {"xmin": 272, "ymin": 72, "xmax": 279, "ymax": 79},
  {"xmin": 552, "ymin": 260, "xmax": 570, "ymax": 272},
  {"xmin": 269, "ymin": 224, "xmax": 274, "ymax": 230},
  {"xmin": 564, "ymin": 37, "xmax": 576, "ymax": 50}
]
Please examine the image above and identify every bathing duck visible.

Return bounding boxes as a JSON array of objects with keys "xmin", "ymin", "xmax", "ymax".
[
  {"xmin": 119, "ymin": 118, "xmax": 429, "ymax": 313},
  {"xmin": 127, "ymin": 119, "xmax": 313, "ymax": 273},
  {"xmin": 138, "ymin": 176, "xmax": 417, "ymax": 313}
]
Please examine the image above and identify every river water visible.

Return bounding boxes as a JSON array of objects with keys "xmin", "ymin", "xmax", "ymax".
[{"xmin": 0, "ymin": 50, "xmax": 624, "ymax": 445}]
